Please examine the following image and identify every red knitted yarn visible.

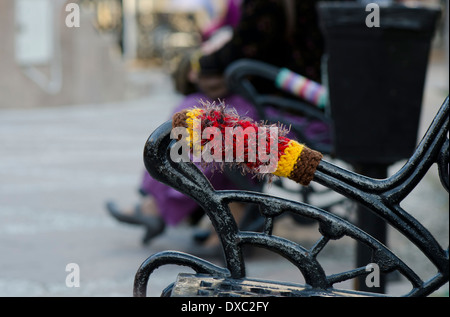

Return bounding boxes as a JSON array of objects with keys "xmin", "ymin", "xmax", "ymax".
[{"xmin": 174, "ymin": 101, "xmax": 290, "ymax": 175}]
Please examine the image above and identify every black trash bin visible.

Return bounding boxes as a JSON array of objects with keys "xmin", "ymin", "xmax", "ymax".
[
  {"xmin": 318, "ymin": 2, "xmax": 441, "ymax": 165},
  {"xmin": 317, "ymin": 2, "xmax": 441, "ymax": 294}
]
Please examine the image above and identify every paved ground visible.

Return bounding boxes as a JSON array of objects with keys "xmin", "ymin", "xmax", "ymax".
[{"xmin": 0, "ymin": 52, "xmax": 448, "ymax": 297}]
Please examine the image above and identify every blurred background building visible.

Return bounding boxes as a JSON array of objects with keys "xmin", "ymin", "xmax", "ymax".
[
  {"xmin": 0, "ymin": 0, "xmax": 222, "ymax": 108},
  {"xmin": 0, "ymin": 0, "xmax": 447, "ymax": 109}
]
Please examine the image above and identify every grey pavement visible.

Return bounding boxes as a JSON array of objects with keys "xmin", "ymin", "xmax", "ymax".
[{"xmin": 0, "ymin": 56, "xmax": 448, "ymax": 297}]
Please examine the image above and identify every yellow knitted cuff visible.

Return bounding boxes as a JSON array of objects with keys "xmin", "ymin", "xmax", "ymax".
[
  {"xmin": 185, "ymin": 108, "xmax": 203, "ymax": 148},
  {"xmin": 273, "ymin": 140, "xmax": 304, "ymax": 177}
]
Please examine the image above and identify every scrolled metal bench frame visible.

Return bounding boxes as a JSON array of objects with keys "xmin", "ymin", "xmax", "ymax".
[{"xmin": 134, "ymin": 97, "xmax": 448, "ymax": 297}]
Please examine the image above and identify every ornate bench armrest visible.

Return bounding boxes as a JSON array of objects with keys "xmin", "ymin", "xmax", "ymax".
[{"xmin": 139, "ymin": 97, "xmax": 449, "ymax": 297}]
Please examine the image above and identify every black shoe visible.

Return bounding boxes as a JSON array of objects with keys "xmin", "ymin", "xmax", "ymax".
[
  {"xmin": 106, "ymin": 201, "xmax": 165, "ymax": 245},
  {"xmin": 193, "ymin": 228, "xmax": 211, "ymax": 243}
]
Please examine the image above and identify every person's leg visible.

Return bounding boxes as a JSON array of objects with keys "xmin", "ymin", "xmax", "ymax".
[{"xmin": 106, "ymin": 196, "xmax": 164, "ymax": 245}]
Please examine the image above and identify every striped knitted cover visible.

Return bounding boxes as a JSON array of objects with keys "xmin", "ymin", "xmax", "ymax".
[
  {"xmin": 275, "ymin": 68, "xmax": 328, "ymax": 109},
  {"xmin": 172, "ymin": 102, "xmax": 323, "ymax": 186}
]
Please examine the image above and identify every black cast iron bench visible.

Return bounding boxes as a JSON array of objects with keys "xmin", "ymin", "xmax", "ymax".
[{"xmin": 133, "ymin": 96, "xmax": 448, "ymax": 297}]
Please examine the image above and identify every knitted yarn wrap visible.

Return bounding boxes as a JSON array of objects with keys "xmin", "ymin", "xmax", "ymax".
[{"xmin": 171, "ymin": 101, "xmax": 322, "ymax": 186}]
